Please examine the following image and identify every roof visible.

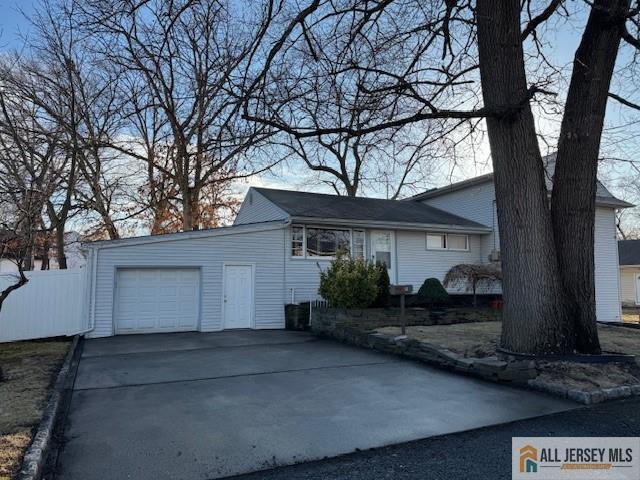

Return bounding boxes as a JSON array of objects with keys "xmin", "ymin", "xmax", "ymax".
[
  {"xmin": 619, "ymin": 240, "xmax": 640, "ymax": 266},
  {"xmin": 411, "ymin": 154, "xmax": 633, "ymax": 208},
  {"xmin": 83, "ymin": 220, "xmax": 288, "ymax": 250},
  {"xmin": 253, "ymin": 187, "xmax": 491, "ymax": 232}
]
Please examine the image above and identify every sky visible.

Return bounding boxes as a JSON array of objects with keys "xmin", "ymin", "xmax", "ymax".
[{"xmin": 0, "ymin": 0, "xmax": 637, "ymax": 213}]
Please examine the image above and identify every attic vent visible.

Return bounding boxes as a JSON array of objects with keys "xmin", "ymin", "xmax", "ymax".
[{"xmin": 248, "ymin": 192, "xmax": 253, "ymax": 205}]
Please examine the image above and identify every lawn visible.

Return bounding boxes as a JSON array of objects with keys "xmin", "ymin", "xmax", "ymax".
[
  {"xmin": 0, "ymin": 339, "xmax": 70, "ymax": 479},
  {"xmin": 622, "ymin": 308, "xmax": 640, "ymax": 324},
  {"xmin": 377, "ymin": 322, "xmax": 640, "ymax": 392}
]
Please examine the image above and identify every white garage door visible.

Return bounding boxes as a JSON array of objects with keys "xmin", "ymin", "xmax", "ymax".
[{"xmin": 115, "ymin": 268, "xmax": 200, "ymax": 334}]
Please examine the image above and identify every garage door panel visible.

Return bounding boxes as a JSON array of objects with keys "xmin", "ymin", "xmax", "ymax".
[{"xmin": 115, "ymin": 268, "xmax": 200, "ymax": 334}]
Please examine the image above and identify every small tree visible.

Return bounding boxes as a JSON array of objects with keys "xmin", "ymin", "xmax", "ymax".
[
  {"xmin": 372, "ymin": 263, "xmax": 391, "ymax": 308},
  {"xmin": 444, "ymin": 263, "xmax": 502, "ymax": 307},
  {"xmin": 415, "ymin": 278, "xmax": 450, "ymax": 307},
  {"xmin": 319, "ymin": 253, "xmax": 379, "ymax": 309}
]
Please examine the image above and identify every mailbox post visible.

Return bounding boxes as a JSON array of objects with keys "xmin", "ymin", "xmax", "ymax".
[{"xmin": 389, "ymin": 284, "xmax": 413, "ymax": 337}]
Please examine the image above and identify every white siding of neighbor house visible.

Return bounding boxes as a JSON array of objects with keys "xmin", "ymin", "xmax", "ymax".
[
  {"xmin": 88, "ymin": 226, "xmax": 286, "ymax": 338},
  {"xmin": 396, "ymin": 230, "xmax": 484, "ymax": 293},
  {"xmin": 419, "ymin": 181, "xmax": 498, "ymax": 262},
  {"xmin": 594, "ymin": 207, "xmax": 622, "ymax": 322},
  {"xmin": 234, "ymin": 189, "xmax": 289, "ymax": 225},
  {"xmin": 620, "ymin": 267, "xmax": 639, "ymax": 306}
]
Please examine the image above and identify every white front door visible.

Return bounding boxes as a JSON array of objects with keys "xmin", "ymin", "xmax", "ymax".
[
  {"xmin": 370, "ymin": 230, "xmax": 395, "ymax": 283},
  {"xmin": 223, "ymin": 265, "xmax": 254, "ymax": 329}
]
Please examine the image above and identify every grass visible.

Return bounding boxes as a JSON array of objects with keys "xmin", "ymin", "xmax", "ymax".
[
  {"xmin": 0, "ymin": 339, "xmax": 70, "ymax": 478},
  {"xmin": 377, "ymin": 322, "xmax": 640, "ymax": 392},
  {"xmin": 622, "ymin": 308, "xmax": 640, "ymax": 324}
]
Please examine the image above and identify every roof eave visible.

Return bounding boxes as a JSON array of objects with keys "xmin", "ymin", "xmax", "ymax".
[
  {"xmin": 596, "ymin": 198, "xmax": 634, "ymax": 209},
  {"xmin": 289, "ymin": 216, "xmax": 492, "ymax": 234},
  {"xmin": 82, "ymin": 220, "xmax": 289, "ymax": 250}
]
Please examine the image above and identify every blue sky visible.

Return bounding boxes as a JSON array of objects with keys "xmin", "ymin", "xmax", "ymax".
[{"xmin": 0, "ymin": 1, "xmax": 636, "ymax": 203}]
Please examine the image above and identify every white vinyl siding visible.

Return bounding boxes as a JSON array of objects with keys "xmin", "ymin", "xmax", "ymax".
[
  {"xmin": 594, "ymin": 207, "xmax": 622, "ymax": 322},
  {"xmin": 397, "ymin": 230, "xmax": 483, "ymax": 293},
  {"xmin": 420, "ymin": 181, "xmax": 498, "ymax": 262},
  {"xmin": 620, "ymin": 268, "xmax": 640, "ymax": 306},
  {"xmin": 233, "ymin": 189, "xmax": 288, "ymax": 225},
  {"xmin": 88, "ymin": 226, "xmax": 286, "ymax": 338}
]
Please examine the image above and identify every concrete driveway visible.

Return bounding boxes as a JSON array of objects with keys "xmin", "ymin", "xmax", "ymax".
[{"xmin": 57, "ymin": 331, "xmax": 575, "ymax": 480}]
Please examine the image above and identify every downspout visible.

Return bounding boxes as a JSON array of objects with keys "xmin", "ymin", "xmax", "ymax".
[
  {"xmin": 282, "ymin": 218, "xmax": 292, "ymax": 305},
  {"xmin": 72, "ymin": 246, "xmax": 98, "ymax": 335}
]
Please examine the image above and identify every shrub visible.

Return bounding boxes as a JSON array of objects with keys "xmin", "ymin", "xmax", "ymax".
[
  {"xmin": 319, "ymin": 253, "xmax": 379, "ymax": 308},
  {"xmin": 372, "ymin": 263, "xmax": 391, "ymax": 307},
  {"xmin": 415, "ymin": 277, "xmax": 450, "ymax": 307}
]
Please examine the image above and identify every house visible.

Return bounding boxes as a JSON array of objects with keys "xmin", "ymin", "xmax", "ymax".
[
  {"xmin": 619, "ymin": 240, "xmax": 640, "ymax": 307},
  {"xmin": 81, "ymin": 172, "xmax": 630, "ymax": 338}
]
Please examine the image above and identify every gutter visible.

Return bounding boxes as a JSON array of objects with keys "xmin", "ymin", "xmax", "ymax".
[{"xmin": 289, "ymin": 216, "xmax": 492, "ymax": 234}]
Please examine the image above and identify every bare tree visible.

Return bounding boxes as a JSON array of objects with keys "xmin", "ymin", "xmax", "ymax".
[{"xmin": 77, "ymin": 0, "xmax": 277, "ymax": 231}]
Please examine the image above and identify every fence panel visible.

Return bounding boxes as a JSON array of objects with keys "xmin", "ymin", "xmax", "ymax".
[{"xmin": 0, "ymin": 269, "xmax": 88, "ymax": 342}]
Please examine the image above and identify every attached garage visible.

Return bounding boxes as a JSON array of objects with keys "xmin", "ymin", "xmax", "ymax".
[{"xmin": 114, "ymin": 268, "xmax": 200, "ymax": 334}]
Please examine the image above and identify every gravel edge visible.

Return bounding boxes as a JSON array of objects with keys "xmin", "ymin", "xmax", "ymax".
[{"xmin": 16, "ymin": 335, "xmax": 80, "ymax": 480}]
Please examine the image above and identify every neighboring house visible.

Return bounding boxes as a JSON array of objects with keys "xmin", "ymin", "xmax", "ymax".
[
  {"xmin": 81, "ymin": 169, "xmax": 630, "ymax": 338},
  {"xmin": 619, "ymin": 240, "xmax": 640, "ymax": 307}
]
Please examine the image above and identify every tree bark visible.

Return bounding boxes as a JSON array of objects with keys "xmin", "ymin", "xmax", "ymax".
[
  {"xmin": 55, "ymin": 226, "xmax": 67, "ymax": 269},
  {"xmin": 552, "ymin": 0, "xmax": 628, "ymax": 354},
  {"xmin": 476, "ymin": 0, "xmax": 574, "ymax": 354}
]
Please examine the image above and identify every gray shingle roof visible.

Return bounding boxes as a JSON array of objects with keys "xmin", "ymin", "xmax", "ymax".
[
  {"xmin": 253, "ymin": 188, "xmax": 490, "ymax": 230},
  {"xmin": 619, "ymin": 240, "xmax": 640, "ymax": 266}
]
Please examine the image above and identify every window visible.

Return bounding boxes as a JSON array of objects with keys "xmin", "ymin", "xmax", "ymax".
[
  {"xmin": 306, "ymin": 228, "xmax": 351, "ymax": 257},
  {"xmin": 291, "ymin": 226, "xmax": 366, "ymax": 259},
  {"xmin": 292, "ymin": 226, "xmax": 304, "ymax": 257},
  {"xmin": 426, "ymin": 233, "xmax": 469, "ymax": 251},
  {"xmin": 352, "ymin": 230, "xmax": 365, "ymax": 258},
  {"xmin": 426, "ymin": 233, "xmax": 446, "ymax": 250},
  {"xmin": 447, "ymin": 234, "xmax": 468, "ymax": 251}
]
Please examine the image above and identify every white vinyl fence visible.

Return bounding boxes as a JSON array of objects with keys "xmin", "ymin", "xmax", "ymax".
[{"xmin": 0, "ymin": 269, "xmax": 88, "ymax": 343}]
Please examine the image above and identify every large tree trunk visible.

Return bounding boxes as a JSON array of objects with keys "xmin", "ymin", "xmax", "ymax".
[
  {"xmin": 476, "ymin": 0, "xmax": 574, "ymax": 354},
  {"xmin": 552, "ymin": 0, "xmax": 628, "ymax": 354}
]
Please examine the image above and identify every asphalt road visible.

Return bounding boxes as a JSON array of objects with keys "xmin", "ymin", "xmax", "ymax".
[{"xmin": 232, "ymin": 397, "xmax": 640, "ymax": 480}]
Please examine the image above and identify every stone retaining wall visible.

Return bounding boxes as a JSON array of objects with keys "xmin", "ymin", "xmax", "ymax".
[
  {"xmin": 311, "ymin": 306, "xmax": 500, "ymax": 333},
  {"xmin": 311, "ymin": 322, "xmax": 536, "ymax": 383}
]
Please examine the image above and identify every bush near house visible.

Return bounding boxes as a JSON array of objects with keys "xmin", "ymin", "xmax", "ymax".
[
  {"xmin": 413, "ymin": 277, "xmax": 450, "ymax": 307},
  {"xmin": 319, "ymin": 253, "xmax": 379, "ymax": 308},
  {"xmin": 372, "ymin": 263, "xmax": 391, "ymax": 307}
]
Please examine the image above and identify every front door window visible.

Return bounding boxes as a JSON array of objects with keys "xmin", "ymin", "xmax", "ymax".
[{"xmin": 371, "ymin": 230, "xmax": 394, "ymax": 282}]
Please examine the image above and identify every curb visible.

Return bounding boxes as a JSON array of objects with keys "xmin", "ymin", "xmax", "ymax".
[
  {"xmin": 16, "ymin": 335, "xmax": 81, "ymax": 480},
  {"xmin": 527, "ymin": 379, "xmax": 640, "ymax": 405}
]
